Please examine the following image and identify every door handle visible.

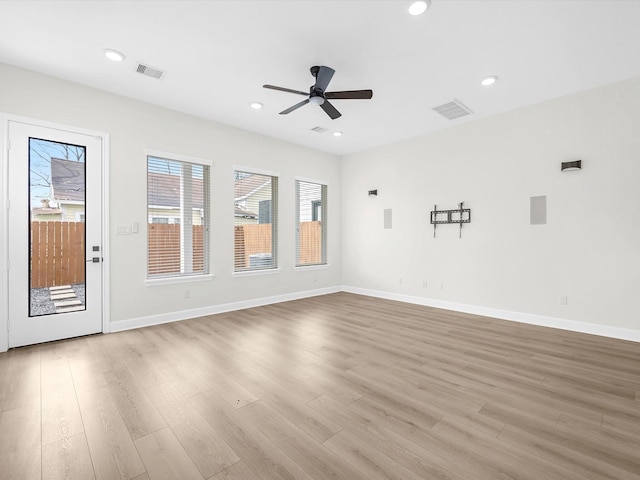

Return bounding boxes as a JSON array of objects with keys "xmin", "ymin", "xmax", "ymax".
[{"xmin": 86, "ymin": 257, "xmax": 101, "ymax": 263}]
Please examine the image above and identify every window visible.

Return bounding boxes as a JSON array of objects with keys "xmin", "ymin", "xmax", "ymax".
[
  {"xmin": 311, "ymin": 200, "xmax": 321, "ymax": 222},
  {"xmin": 296, "ymin": 179, "xmax": 327, "ymax": 266},
  {"xmin": 150, "ymin": 216, "xmax": 180, "ymax": 225},
  {"xmin": 147, "ymin": 153, "xmax": 210, "ymax": 279},
  {"xmin": 234, "ymin": 169, "xmax": 278, "ymax": 272}
]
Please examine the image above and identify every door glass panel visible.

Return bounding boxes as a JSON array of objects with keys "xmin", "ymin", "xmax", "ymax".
[{"xmin": 29, "ymin": 138, "xmax": 86, "ymax": 316}]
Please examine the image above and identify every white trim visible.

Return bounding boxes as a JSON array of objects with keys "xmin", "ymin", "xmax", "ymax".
[
  {"xmin": 233, "ymin": 166, "xmax": 279, "ymax": 275},
  {"xmin": 110, "ymin": 285, "xmax": 340, "ymax": 333},
  {"xmin": 146, "ymin": 155, "xmax": 212, "ymax": 281},
  {"xmin": 3, "ymin": 114, "xmax": 109, "ymax": 139},
  {"xmin": 0, "ymin": 114, "xmax": 8, "ymax": 351},
  {"xmin": 232, "ymin": 268, "xmax": 281, "ymax": 277},
  {"xmin": 145, "ymin": 274, "xmax": 214, "ymax": 287},
  {"xmin": 101, "ymin": 132, "xmax": 111, "ymax": 334},
  {"xmin": 0, "ymin": 113, "xmax": 110, "ymax": 348},
  {"xmin": 146, "ymin": 149, "xmax": 212, "ymax": 166},
  {"xmin": 341, "ymin": 285, "xmax": 640, "ymax": 343},
  {"xmin": 294, "ymin": 264, "xmax": 330, "ymax": 272},
  {"xmin": 294, "ymin": 179, "xmax": 328, "ymax": 268},
  {"xmin": 294, "ymin": 175, "xmax": 329, "ymax": 186},
  {"xmin": 234, "ymin": 165, "xmax": 280, "ymax": 178},
  {"xmin": 110, "ymin": 284, "xmax": 640, "ymax": 343}
]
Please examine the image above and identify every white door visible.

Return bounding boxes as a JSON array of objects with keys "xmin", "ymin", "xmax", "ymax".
[{"xmin": 8, "ymin": 120, "xmax": 103, "ymax": 347}]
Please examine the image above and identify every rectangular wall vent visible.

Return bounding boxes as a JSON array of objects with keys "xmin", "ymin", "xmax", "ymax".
[
  {"xmin": 136, "ymin": 63, "xmax": 165, "ymax": 80},
  {"xmin": 311, "ymin": 126, "xmax": 329, "ymax": 133},
  {"xmin": 433, "ymin": 99, "xmax": 473, "ymax": 120}
]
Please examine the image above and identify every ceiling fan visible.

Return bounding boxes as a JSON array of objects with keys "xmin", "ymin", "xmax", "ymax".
[{"xmin": 263, "ymin": 66, "xmax": 373, "ymax": 120}]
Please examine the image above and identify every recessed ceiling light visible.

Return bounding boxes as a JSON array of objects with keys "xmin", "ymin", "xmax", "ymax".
[
  {"xmin": 481, "ymin": 75, "xmax": 498, "ymax": 86},
  {"xmin": 333, "ymin": 131, "xmax": 343, "ymax": 137},
  {"xmin": 103, "ymin": 49, "xmax": 125, "ymax": 62},
  {"xmin": 250, "ymin": 102, "xmax": 263, "ymax": 110},
  {"xmin": 408, "ymin": 1, "xmax": 429, "ymax": 16}
]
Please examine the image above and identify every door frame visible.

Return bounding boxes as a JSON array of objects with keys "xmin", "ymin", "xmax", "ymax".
[{"xmin": 0, "ymin": 113, "xmax": 110, "ymax": 352}]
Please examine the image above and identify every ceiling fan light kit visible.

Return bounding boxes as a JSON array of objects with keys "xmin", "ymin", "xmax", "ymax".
[{"xmin": 263, "ymin": 65, "xmax": 373, "ymax": 120}]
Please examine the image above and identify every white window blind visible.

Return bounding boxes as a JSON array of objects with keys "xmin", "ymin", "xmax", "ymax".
[
  {"xmin": 147, "ymin": 155, "xmax": 210, "ymax": 278},
  {"xmin": 295, "ymin": 180, "xmax": 327, "ymax": 266},
  {"xmin": 234, "ymin": 170, "xmax": 278, "ymax": 272}
]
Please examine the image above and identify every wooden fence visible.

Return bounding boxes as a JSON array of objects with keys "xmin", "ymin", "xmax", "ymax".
[
  {"xmin": 148, "ymin": 224, "xmax": 204, "ymax": 276},
  {"xmin": 234, "ymin": 221, "xmax": 322, "ymax": 269},
  {"xmin": 298, "ymin": 221, "xmax": 322, "ymax": 265},
  {"xmin": 234, "ymin": 223, "xmax": 272, "ymax": 269},
  {"xmin": 31, "ymin": 221, "xmax": 85, "ymax": 288},
  {"xmin": 31, "ymin": 221, "xmax": 321, "ymax": 287}
]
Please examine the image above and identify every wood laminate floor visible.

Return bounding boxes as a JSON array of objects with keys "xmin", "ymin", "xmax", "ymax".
[{"xmin": 1, "ymin": 292, "xmax": 639, "ymax": 480}]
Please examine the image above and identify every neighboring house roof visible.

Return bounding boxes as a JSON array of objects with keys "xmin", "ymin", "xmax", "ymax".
[
  {"xmin": 32, "ymin": 207, "xmax": 63, "ymax": 216},
  {"xmin": 147, "ymin": 172, "xmax": 204, "ymax": 209},
  {"xmin": 234, "ymin": 175, "xmax": 270, "ymax": 201},
  {"xmin": 51, "ymin": 157, "xmax": 85, "ymax": 202}
]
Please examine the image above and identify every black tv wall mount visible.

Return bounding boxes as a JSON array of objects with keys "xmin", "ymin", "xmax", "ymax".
[{"xmin": 430, "ymin": 202, "xmax": 471, "ymax": 238}]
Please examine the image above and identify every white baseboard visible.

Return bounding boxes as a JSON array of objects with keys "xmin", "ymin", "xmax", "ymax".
[
  {"xmin": 110, "ymin": 284, "xmax": 640, "ymax": 344},
  {"xmin": 341, "ymin": 285, "xmax": 640, "ymax": 343},
  {"xmin": 109, "ymin": 286, "xmax": 341, "ymax": 333}
]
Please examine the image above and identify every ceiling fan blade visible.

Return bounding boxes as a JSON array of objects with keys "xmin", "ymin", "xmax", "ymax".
[
  {"xmin": 320, "ymin": 100, "xmax": 341, "ymax": 120},
  {"xmin": 263, "ymin": 84, "xmax": 308, "ymax": 96},
  {"xmin": 325, "ymin": 89, "xmax": 373, "ymax": 100},
  {"xmin": 280, "ymin": 99, "xmax": 310, "ymax": 115},
  {"xmin": 314, "ymin": 66, "xmax": 335, "ymax": 93}
]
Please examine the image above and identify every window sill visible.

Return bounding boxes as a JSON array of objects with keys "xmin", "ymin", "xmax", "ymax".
[
  {"xmin": 232, "ymin": 268, "xmax": 281, "ymax": 278},
  {"xmin": 294, "ymin": 264, "xmax": 330, "ymax": 271},
  {"xmin": 145, "ymin": 274, "xmax": 214, "ymax": 287}
]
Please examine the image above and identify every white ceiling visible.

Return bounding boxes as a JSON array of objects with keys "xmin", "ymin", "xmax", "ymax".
[{"xmin": 2, "ymin": 1, "xmax": 640, "ymax": 156}]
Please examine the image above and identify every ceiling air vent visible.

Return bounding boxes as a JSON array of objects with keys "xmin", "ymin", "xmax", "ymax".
[
  {"xmin": 311, "ymin": 126, "xmax": 329, "ymax": 133},
  {"xmin": 433, "ymin": 99, "xmax": 473, "ymax": 120},
  {"xmin": 136, "ymin": 63, "xmax": 165, "ymax": 80}
]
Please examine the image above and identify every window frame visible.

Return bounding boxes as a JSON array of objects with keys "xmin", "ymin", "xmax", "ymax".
[
  {"xmin": 294, "ymin": 177, "xmax": 328, "ymax": 269},
  {"xmin": 145, "ymin": 149, "xmax": 213, "ymax": 286},
  {"xmin": 233, "ymin": 165, "xmax": 280, "ymax": 276}
]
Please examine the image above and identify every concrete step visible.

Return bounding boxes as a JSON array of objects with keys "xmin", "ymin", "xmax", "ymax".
[
  {"xmin": 50, "ymin": 293, "xmax": 77, "ymax": 300},
  {"xmin": 50, "ymin": 289, "xmax": 74, "ymax": 296},
  {"xmin": 55, "ymin": 305, "xmax": 85, "ymax": 313},
  {"xmin": 54, "ymin": 299, "xmax": 83, "ymax": 307},
  {"xmin": 49, "ymin": 285, "xmax": 72, "ymax": 291}
]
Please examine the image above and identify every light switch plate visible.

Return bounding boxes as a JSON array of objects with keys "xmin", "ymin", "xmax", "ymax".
[{"xmin": 116, "ymin": 224, "xmax": 132, "ymax": 235}]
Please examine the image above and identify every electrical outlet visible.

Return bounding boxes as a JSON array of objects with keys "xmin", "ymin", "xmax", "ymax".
[
  {"xmin": 184, "ymin": 289, "xmax": 190, "ymax": 299},
  {"xmin": 439, "ymin": 282, "xmax": 444, "ymax": 290},
  {"xmin": 560, "ymin": 295, "xmax": 567, "ymax": 305},
  {"xmin": 398, "ymin": 278, "xmax": 403, "ymax": 285},
  {"xmin": 423, "ymin": 281, "xmax": 428, "ymax": 288}
]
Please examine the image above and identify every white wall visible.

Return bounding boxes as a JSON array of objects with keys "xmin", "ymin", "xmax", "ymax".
[
  {"xmin": 0, "ymin": 63, "xmax": 342, "ymax": 331},
  {"xmin": 342, "ymin": 76, "xmax": 640, "ymax": 337},
  {"xmin": 2, "ymin": 61, "xmax": 639, "ymax": 344}
]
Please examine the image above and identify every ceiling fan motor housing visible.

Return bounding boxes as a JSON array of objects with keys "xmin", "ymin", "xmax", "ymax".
[{"xmin": 263, "ymin": 65, "xmax": 373, "ymax": 120}]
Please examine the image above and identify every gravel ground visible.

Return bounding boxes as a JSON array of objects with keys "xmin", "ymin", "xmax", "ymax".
[{"xmin": 30, "ymin": 284, "xmax": 86, "ymax": 316}]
